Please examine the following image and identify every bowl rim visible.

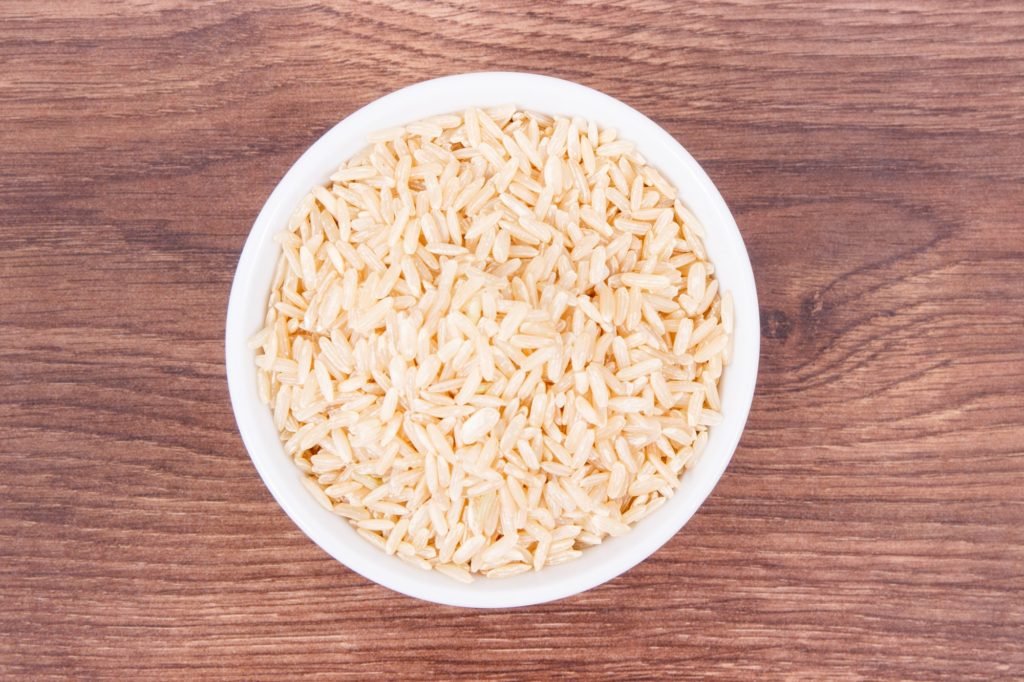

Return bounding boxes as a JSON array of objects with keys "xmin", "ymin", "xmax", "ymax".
[{"xmin": 226, "ymin": 71, "xmax": 759, "ymax": 608}]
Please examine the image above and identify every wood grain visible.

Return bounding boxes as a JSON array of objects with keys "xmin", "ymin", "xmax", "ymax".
[{"xmin": 2, "ymin": 1, "xmax": 1023, "ymax": 678}]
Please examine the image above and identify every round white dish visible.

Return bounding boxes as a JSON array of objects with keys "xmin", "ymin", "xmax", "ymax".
[{"xmin": 225, "ymin": 72, "xmax": 759, "ymax": 608}]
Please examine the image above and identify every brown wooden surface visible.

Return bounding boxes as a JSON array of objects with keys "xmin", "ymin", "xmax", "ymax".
[{"xmin": 2, "ymin": 1, "xmax": 1023, "ymax": 679}]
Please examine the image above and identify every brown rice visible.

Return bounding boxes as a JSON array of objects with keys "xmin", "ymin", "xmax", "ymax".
[{"xmin": 251, "ymin": 108, "xmax": 731, "ymax": 581}]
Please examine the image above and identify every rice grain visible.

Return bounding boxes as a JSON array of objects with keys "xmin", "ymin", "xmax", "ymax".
[{"xmin": 254, "ymin": 108, "xmax": 730, "ymax": 580}]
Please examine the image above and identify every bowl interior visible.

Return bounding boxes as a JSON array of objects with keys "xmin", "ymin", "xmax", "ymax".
[{"xmin": 226, "ymin": 72, "xmax": 759, "ymax": 608}]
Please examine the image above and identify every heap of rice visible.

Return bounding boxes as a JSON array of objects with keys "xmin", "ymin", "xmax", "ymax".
[{"xmin": 250, "ymin": 106, "xmax": 732, "ymax": 582}]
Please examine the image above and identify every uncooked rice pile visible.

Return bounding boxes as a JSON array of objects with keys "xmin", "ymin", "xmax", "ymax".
[{"xmin": 251, "ymin": 106, "xmax": 733, "ymax": 582}]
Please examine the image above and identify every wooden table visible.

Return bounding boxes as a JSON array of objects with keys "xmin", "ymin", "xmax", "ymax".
[{"xmin": 3, "ymin": 2, "xmax": 1022, "ymax": 678}]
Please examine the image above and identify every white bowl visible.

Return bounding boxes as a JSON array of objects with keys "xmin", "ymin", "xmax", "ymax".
[{"xmin": 226, "ymin": 72, "xmax": 759, "ymax": 608}]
